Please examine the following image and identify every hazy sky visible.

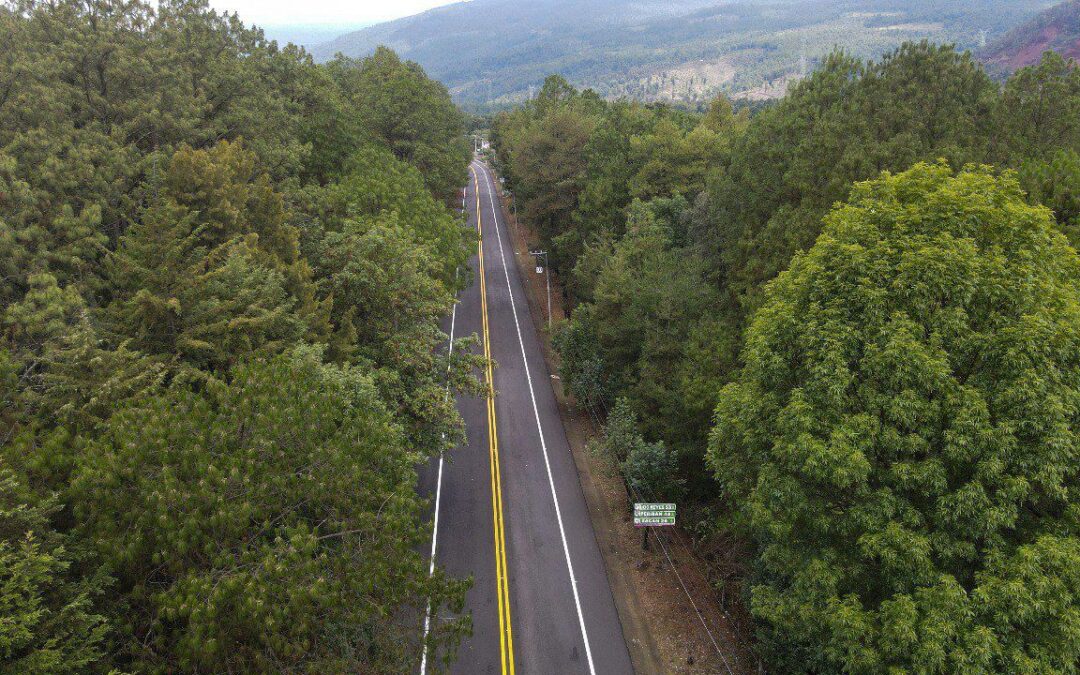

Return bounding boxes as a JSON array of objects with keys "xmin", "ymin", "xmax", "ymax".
[{"xmin": 206, "ymin": 0, "xmax": 461, "ymax": 27}]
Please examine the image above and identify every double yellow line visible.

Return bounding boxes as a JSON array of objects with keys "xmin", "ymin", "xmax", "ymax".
[{"xmin": 472, "ymin": 166, "xmax": 516, "ymax": 674}]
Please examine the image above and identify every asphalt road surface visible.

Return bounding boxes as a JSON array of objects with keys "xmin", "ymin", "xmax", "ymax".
[{"xmin": 417, "ymin": 159, "xmax": 634, "ymax": 675}]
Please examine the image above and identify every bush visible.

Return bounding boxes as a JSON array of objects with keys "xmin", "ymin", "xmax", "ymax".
[{"xmin": 602, "ymin": 399, "xmax": 685, "ymax": 501}]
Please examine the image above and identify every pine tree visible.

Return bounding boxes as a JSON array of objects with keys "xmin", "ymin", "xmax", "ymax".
[
  {"xmin": 71, "ymin": 351, "xmax": 469, "ymax": 672},
  {"xmin": 1019, "ymin": 148, "xmax": 1080, "ymax": 247},
  {"xmin": 103, "ymin": 142, "xmax": 309, "ymax": 380},
  {"xmin": 327, "ymin": 47, "xmax": 469, "ymax": 201}
]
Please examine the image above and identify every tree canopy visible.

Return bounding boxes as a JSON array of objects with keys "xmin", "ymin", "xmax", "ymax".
[
  {"xmin": 0, "ymin": 1, "xmax": 474, "ymax": 671},
  {"xmin": 711, "ymin": 163, "xmax": 1080, "ymax": 673},
  {"xmin": 75, "ymin": 351, "xmax": 468, "ymax": 672}
]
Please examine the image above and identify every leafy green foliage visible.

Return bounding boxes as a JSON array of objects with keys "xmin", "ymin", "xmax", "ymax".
[
  {"xmin": 627, "ymin": 118, "xmax": 730, "ymax": 201},
  {"xmin": 493, "ymin": 77, "xmax": 598, "ymax": 271},
  {"xmin": 592, "ymin": 398, "xmax": 684, "ymax": 502},
  {"xmin": 3, "ymin": 274, "xmax": 87, "ymax": 360},
  {"xmin": 552, "ymin": 311, "xmax": 610, "ymax": 411},
  {"xmin": 552, "ymin": 195, "xmax": 734, "ymax": 498},
  {"xmin": 300, "ymin": 144, "xmax": 476, "ymax": 455},
  {"xmin": 493, "ymin": 76, "xmax": 733, "ymax": 278},
  {"xmin": 710, "ymin": 163, "xmax": 1080, "ymax": 673},
  {"xmin": 995, "ymin": 50, "xmax": 1080, "ymax": 163},
  {"xmin": 103, "ymin": 142, "xmax": 309, "ymax": 381},
  {"xmin": 0, "ymin": 468, "xmax": 107, "ymax": 674},
  {"xmin": 698, "ymin": 42, "xmax": 998, "ymax": 310},
  {"xmin": 574, "ymin": 200, "xmax": 716, "ymax": 444}
]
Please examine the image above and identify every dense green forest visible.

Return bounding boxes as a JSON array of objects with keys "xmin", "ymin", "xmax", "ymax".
[
  {"xmin": 492, "ymin": 42, "xmax": 1080, "ymax": 672},
  {"xmin": 0, "ymin": 0, "xmax": 474, "ymax": 671}
]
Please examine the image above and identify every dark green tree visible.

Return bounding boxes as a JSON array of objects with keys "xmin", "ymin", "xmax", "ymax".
[
  {"xmin": 697, "ymin": 43, "xmax": 996, "ymax": 313},
  {"xmin": 504, "ymin": 105, "xmax": 595, "ymax": 272},
  {"xmin": 600, "ymin": 399, "xmax": 685, "ymax": 502},
  {"xmin": 1019, "ymin": 148, "xmax": 1080, "ymax": 246},
  {"xmin": 327, "ymin": 47, "xmax": 469, "ymax": 201},
  {"xmin": 1, "ymin": 2, "xmax": 476, "ymax": 672},
  {"xmin": 994, "ymin": 50, "xmax": 1080, "ymax": 163},
  {"xmin": 627, "ymin": 118, "xmax": 727, "ymax": 201},
  {"xmin": 103, "ymin": 142, "xmax": 310, "ymax": 381},
  {"xmin": 568, "ymin": 199, "xmax": 717, "ymax": 450},
  {"xmin": 299, "ymin": 144, "xmax": 476, "ymax": 457},
  {"xmin": 73, "ymin": 351, "xmax": 469, "ymax": 673}
]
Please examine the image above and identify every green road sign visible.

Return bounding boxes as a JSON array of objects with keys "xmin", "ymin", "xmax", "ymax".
[{"xmin": 633, "ymin": 502, "xmax": 676, "ymax": 527}]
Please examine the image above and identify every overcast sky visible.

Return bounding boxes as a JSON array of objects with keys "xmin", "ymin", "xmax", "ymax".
[{"xmin": 206, "ymin": 0, "xmax": 461, "ymax": 26}]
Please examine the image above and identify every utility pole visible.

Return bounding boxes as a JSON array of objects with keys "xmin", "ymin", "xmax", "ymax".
[
  {"xmin": 529, "ymin": 249, "xmax": 551, "ymax": 330},
  {"xmin": 509, "ymin": 191, "xmax": 517, "ymax": 224}
]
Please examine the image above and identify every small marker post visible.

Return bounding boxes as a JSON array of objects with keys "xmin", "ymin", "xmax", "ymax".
[{"xmin": 529, "ymin": 249, "xmax": 551, "ymax": 330}]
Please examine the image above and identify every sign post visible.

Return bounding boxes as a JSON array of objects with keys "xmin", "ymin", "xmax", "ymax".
[
  {"xmin": 529, "ymin": 249, "xmax": 551, "ymax": 330},
  {"xmin": 634, "ymin": 502, "xmax": 676, "ymax": 550}
]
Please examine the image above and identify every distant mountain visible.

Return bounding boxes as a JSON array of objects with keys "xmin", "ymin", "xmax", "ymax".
[
  {"xmin": 980, "ymin": 0, "xmax": 1080, "ymax": 76},
  {"xmin": 312, "ymin": 0, "xmax": 1052, "ymax": 108},
  {"xmin": 260, "ymin": 23, "xmax": 372, "ymax": 49}
]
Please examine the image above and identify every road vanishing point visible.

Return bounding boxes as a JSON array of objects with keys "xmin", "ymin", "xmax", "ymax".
[{"xmin": 418, "ymin": 159, "xmax": 635, "ymax": 674}]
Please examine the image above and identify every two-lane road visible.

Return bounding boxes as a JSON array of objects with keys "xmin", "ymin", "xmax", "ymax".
[{"xmin": 419, "ymin": 160, "xmax": 634, "ymax": 674}]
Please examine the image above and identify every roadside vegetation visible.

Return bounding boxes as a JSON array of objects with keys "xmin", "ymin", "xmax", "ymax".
[
  {"xmin": 492, "ymin": 43, "xmax": 1080, "ymax": 672},
  {"xmin": 0, "ymin": 0, "xmax": 475, "ymax": 671}
]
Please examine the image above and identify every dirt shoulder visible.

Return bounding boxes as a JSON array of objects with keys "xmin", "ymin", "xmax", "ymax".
[{"xmin": 491, "ymin": 175, "xmax": 758, "ymax": 674}]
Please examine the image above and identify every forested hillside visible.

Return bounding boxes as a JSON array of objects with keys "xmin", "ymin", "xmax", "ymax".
[
  {"xmin": 492, "ymin": 43, "xmax": 1080, "ymax": 671},
  {"xmin": 981, "ymin": 0, "xmax": 1080, "ymax": 76},
  {"xmin": 314, "ymin": 0, "xmax": 1050, "ymax": 108},
  {"xmin": 0, "ymin": 0, "xmax": 474, "ymax": 671}
]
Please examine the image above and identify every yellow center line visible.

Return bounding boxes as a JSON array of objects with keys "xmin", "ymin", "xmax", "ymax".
[{"xmin": 472, "ymin": 165, "xmax": 516, "ymax": 675}]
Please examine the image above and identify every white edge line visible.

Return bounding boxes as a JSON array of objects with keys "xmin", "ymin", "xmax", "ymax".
[
  {"xmin": 476, "ymin": 161, "xmax": 598, "ymax": 675},
  {"xmin": 419, "ymin": 256, "xmax": 462, "ymax": 673}
]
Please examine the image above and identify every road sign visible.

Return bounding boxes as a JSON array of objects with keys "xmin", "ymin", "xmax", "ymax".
[
  {"xmin": 634, "ymin": 502, "xmax": 676, "ymax": 527},
  {"xmin": 535, "ymin": 266, "xmax": 543, "ymax": 274}
]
